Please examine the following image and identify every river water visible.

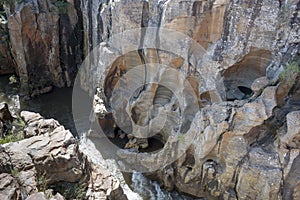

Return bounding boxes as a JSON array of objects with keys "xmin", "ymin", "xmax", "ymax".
[
  {"xmin": 0, "ymin": 75, "xmax": 78, "ymax": 136},
  {"xmin": 0, "ymin": 74, "xmax": 200, "ymax": 200}
]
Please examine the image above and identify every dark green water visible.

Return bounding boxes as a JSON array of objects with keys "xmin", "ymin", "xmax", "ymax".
[{"xmin": 0, "ymin": 75, "xmax": 78, "ymax": 136}]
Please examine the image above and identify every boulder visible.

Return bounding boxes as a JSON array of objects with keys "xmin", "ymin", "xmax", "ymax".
[
  {"xmin": 21, "ymin": 111, "xmax": 59, "ymax": 138},
  {"xmin": 0, "ymin": 111, "xmax": 127, "ymax": 199}
]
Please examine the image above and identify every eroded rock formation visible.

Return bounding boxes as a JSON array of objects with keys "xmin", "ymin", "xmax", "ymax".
[
  {"xmin": 0, "ymin": 0, "xmax": 83, "ymax": 96},
  {"xmin": 0, "ymin": 0, "xmax": 299, "ymax": 199},
  {"xmin": 76, "ymin": 0, "xmax": 300, "ymax": 199},
  {"xmin": 0, "ymin": 108, "xmax": 127, "ymax": 200}
]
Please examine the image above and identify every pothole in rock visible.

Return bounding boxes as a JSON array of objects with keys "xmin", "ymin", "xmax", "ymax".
[
  {"xmin": 96, "ymin": 49, "xmax": 200, "ymax": 154},
  {"xmin": 222, "ymin": 48, "xmax": 271, "ymax": 101}
]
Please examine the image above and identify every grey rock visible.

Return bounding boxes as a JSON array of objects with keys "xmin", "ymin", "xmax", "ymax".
[
  {"xmin": 0, "ymin": 173, "xmax": 21, "ymax": 200},
  {"xmin": 280, "ymin": 111, "xmax": 300, "ymax": 149},
  {"xmin": 25, "ymin": 192, "xmax": 47, "ymax": 200},
  {"xmin": 1, "ymin": 111, "xmax": 127, "ymax": 199}
]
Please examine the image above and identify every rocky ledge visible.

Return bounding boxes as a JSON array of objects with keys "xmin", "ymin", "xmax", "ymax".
[{"xmin": 0, "ymin": 108, "xmax": 127, "ymax": 200}]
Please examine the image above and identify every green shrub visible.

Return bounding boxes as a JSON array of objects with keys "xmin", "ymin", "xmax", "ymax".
[
  {"xmin": 279, "ymin": 61, "xmax": 300, "ymax": 83},
  {"xmin": 55, "ymin": 0, "xmax": 68, "ymax": 14},
  {"xmin": 0, "ymin": 132, "xmax": 24, "ymax": 144},
  {"xmin": 0, "ymin": 116, "xmax": 26, "ymax": 145},
  {"xmin": 37, "ymin": 172, "xmax": 47, "ymax": 193},
  {"xmin": 9, "ymin": 75, "xmax": 17, "ymax": 84},
  {"xmin": 10, "ymin": 168, "xmax": 20, "ymax": 178},
  {"xmin": 178, "ymin": 134, "xmax": 185, "ymax": 142}
]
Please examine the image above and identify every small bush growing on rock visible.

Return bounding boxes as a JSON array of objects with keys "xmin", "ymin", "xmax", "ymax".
[
  {"xmin": 178, "ymin": 134, "xmax": 185, "ymax": 142},
  {"xmin": 37, "ymin": 171, "xmax": 47, "ymax": 193},
  {"xmin": 9, "ymin": 75, "xmax": 17, "ymax": 84},
  {"xmin": 0, "ymin": 132, "xmax": 24, "ymax": 144},
  {"xmin": 55, "ymin": 0, "xmax": 68, "ymax": 14},
  {"xmin": 10, "ymin": 168, "xmax": 20, "ymax": 178},
  {"xmin": 279, "ymin": 61, "xmax": 300, "ymax": 83}
]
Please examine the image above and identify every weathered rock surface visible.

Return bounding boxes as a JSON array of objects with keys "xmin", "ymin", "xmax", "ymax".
[
  {"xmin": 0, "ymin": 0, "xmax": 300, "ymax": 199},
  {"xmin": 77, "ymin": 0, "xmax": 300, "ymax": 199},
  {"xmin": 0, "ymin": 173, "xmax": 21, "ymax": 200},
  {"xmin": 0, "ymin": 111, "xmax": 127, "ymax": 200},
  {"xmin": 25, "ymin": 191, "xmax": 64, "ymax": 200},
  {"xmin": 5, "ymin": 0, "xmax": 82, "ymax": 96},
  {"xmin": 0, "ymin": 20, "xmax": 15, "ymax": 75},
  {"xmin": 280, "ymin": 111, "xmax": 300, "ymax": 149}
]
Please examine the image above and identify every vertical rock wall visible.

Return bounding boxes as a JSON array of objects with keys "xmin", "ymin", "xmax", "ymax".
[
  {"xmin": 78, "ymin": 0, "xmax": 300, "ymax": 199},
  {"xmin": 0, "ymin": 0, "xmax": 299, "ymax": 199},
  {"xmin": 3, "ymin": 0, "xmax": 83, "ymax": 96}
]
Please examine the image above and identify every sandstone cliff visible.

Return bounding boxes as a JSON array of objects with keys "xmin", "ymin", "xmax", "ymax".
[
  {"xmin": 0, "ymin": 0, "xmax": 83, "ymax": 96},
  {"xmin": 0, "ymin": 0, "xmax": 299, "ymax": 199},
  {"xmin": 76, "ymin": 0, "xmax": 300, "ymax": 199}
]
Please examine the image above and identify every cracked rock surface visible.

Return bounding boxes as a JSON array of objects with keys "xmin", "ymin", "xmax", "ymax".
[{"xmin": 0, "ymin": 110, "xmax": 127, "ymax": 200}]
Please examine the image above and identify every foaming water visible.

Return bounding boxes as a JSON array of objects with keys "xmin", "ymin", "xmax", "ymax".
[{"xmin": 131, "ymin": 172, "xmax": 200, "ymax": 200}]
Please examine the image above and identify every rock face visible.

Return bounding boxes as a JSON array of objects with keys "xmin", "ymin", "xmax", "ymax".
[
  {"xmin": 0, "ymin": 0, "xmax": 300, "ymax": 199},
  {"xmin": 0, "ymin": 111, "xmax": 127, "ymax": 200},
  {"xmin": 0, "ymin": 17, "xmax": 15, "ymax": 75},
  {"xmin": 0, "ymin": 173, "xmax": 21, "ymax": 200},
  {"xmin": 75, "ymin": 0, "xmax": 300, "ymax": 199},
  {"xmin": 3, "ymin": 0, "xmax": 82, "ymax": 96}
]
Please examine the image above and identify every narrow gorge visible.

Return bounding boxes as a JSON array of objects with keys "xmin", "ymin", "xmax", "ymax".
[{"xmin": 0, "ymin": 0, "xmax": 299, "ymax": 199}]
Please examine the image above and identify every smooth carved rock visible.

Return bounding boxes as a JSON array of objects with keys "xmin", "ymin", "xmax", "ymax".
[
  {"xmin": 1, "ymin": 0, "xmax": 297, "ymax": 199},
  {"xmin": 81, "ymin": 0, "xmax": 299, "ymax": 197},
  {"xmin": 251, "ymin": 76, "xmax": 270, "ymax": 96},
  {"xmin": 232, "ymin": 86, "xmax": 277, "ymax": 135}
]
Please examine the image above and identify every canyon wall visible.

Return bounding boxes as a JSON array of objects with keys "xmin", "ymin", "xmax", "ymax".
[
  {"xmin": 78, "ymin": 0, "xmax": 300, "ymax": 199},
  {"xmin": 0, "ymin": 0, "xmax": 83, "ymax": 96},
  {"xmin": 0, "ymin": 0, "xmax": 299, "ymax": 199}
]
